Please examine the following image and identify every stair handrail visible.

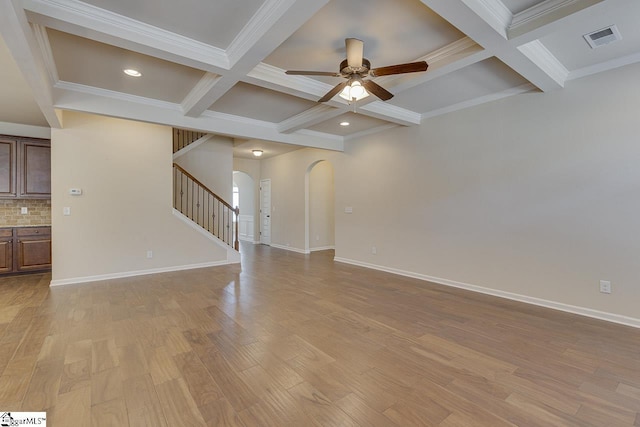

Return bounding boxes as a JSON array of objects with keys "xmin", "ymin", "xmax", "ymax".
[{"xmin": 173, "ymin": 162, "xmax": 239, "ymax": 250}]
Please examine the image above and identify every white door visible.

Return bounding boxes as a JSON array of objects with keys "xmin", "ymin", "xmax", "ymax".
[{"xmin": 260, "ymin": 179, "xmax": 271, "ymax": 245}]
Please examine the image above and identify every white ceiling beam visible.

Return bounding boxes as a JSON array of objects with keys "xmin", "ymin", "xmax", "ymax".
[
  {"xmin": 181, "ymin": 0, "xmax": 331, "ymax": 118},
  {"xmin": 420, "ymin": 0, "xmax": 565, "ymax": 91},
  {"xmin": 278, "ymin": 105, "xmax": 343, "ymax": 134},
  {"xmin": 0, "ymin": 0, "xmax": 62, "ymax": 128},
  {"xmin": 23, "ymin": 0, "xmax": 230, "ymax": 73},
  {"xmin": 52, "ymin": 82, "xmax": 344, "ymax": 151}
]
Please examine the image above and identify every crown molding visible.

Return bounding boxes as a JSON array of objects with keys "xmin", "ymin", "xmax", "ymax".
[
  {"xmin": 421, "ymin": 83, "xmax": 536, "ymax": 121},
  {"xmin": 567, "ymin": 51, "xmax": 640, "ymax": 81},
  {"xmin": 461, "ymin": 0, "xmax": 513, "ymax": 38},
  {"xmin": 360, "ymin": 102, "xmax": 422, "ymax": 126},
  {"xmin": 181, "ymin": 72, "xmax": 222, "ymax": 116},
  {"xmin": 226, "ymin": 0, "xmax": 297, "ymax": 67},
  {"xmin": 31, "ymin": 23, "xmax": 58, "ymax": 87},
  {"xmin": 24, "ymin": 0, "xmax": 230, "ymax": 69},
  {"xmin": 277, "ymin": 105, "xmax": 342, "ymax": 134},
  {"xmin": 510, "ymin": 0, "xmax": 585, "ymax": 32},
  {"xmin": 247, "ymin": 62, "xmax": 330, "ymax": 98},
  {"xmin": 55, "ymin": 80, "xmax": 182, "ymax": 111},
  {"xmin": 518, "ymin": 40, "xmax": 569, "ymax": 87},
  {"xmin": 343, "ymin": 124, "xmax": 399, "ymax": 142}
]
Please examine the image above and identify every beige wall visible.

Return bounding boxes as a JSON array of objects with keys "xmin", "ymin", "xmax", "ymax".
[
  {"xmin": 51, "ymin": 112, "xmax": 229, "ymax": 284},
  {"xmin": 309, "ymin": 160, "xmax": 334, "ymax": 250},
  {"xmin": 175, "ymin": 135, "xmax": 233, "ymax": 202},
  {"xmin": 261, "ymin": 62, "xmax": 640, "ymax": 321}
]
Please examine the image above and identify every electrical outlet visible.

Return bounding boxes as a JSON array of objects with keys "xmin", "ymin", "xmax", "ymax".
[
  {"xmin": 371, "ymin": 246, "xmax": 377, "ymax": 255},
  {"xmin": 599, "ymin": 280, "xmax": 611, "ymax": 294},
  {"xmin": 316, "ymin": 235, "xmax": 320, "ymax": 241},
  {"xmin": 20, "ymin": 207, "xmax": 28, "ymax": 214},
  {"xmin": 146, "ymin": 250, "xmax": 153, "ymax": 259}
]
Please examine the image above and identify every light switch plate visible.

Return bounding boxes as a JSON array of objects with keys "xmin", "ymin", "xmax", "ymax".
[{"xmin": 63, "ymin": 207, "xmax": 71, "ymax": 216}]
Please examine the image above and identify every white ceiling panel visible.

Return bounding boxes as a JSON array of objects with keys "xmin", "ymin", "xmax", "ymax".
[
  {"xmin": 308, "ymin": 112, "xmax": 392, "ymax": 136},
  {"xmin": 48, "ymin": 29, "xmax": 206, "ymax": 104},
  {"xmin": 389, "ymin": 58, "xmax": 529, "ymax": 114},
  {"xmin": 80, "ymin": 0, "xmax": 266, "ymax": 49},
  {"xmin": 210, "ymin": 82, "xmax": 318, "ymax": 123},
  {"xmin": 540, "ymin": 1, "xmax": 640, "ymax": 72},
  {"xmin": 0, "ymin": 36, "xmax": 48, "ymax": 127}
]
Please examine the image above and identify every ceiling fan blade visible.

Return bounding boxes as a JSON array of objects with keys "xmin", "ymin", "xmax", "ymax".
[
  {"xmin": 369, "ymin": 61, "xmax": 428, "ymax": 77},
  {"xmin": 285, "ymin": 70, "xmax": 341, "ymax": 77},
  {"xmin": 318, "ymin": 81, "xmax": 348, "ymax": 103},
  {"xmin": 345, "ymin": 38, "xmax": 364, "ymax": 68},
  {"xmin": 362, "ymin": 80, "xmax": 393, "ymax": 101}
]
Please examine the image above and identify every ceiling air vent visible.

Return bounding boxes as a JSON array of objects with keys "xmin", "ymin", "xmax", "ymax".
[{"xmin": 583, "ymin": 25, "xmax": 622, "ymax": 49}]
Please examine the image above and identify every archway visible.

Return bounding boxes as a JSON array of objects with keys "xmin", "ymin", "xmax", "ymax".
[
  {"xmin": 232, "ymin": 171, "xmax": 256, "ymax": 243},
  {"xmin": 305, "ymin": 160, "xmax": 335, "ymax": 253}
]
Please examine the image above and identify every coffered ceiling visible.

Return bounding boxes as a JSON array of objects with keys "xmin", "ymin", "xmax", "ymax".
[{"xmin": 0, "ymin": 0, "xmax": 638, "ymax": 152}]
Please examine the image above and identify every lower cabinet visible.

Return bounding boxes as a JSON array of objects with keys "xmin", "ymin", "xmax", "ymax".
[
  {"xmin": 0, "ymin": 226, "xmax": 51, "ymax": 275},
  {"xmin": 0, "ymin": 229, "xmax": 13, "ymax": 273}
]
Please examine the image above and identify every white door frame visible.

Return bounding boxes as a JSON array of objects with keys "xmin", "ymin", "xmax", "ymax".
[{"xmin": 259, "ymin": 179, "xmax": 271, "ymax": 245}]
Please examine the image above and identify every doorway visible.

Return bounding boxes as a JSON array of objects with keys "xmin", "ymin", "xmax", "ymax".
[
  {"xmin": 260, "ymin": 178, "xmax": 271, "ymax": 245},
  {"xmin": 305, "ymin": 160, "xmax": 335, "ymax": 253}
]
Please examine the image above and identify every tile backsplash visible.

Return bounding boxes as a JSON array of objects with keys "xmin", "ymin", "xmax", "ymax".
[{"xmin": 0, "ymin": 199, "xmax": 51, "ymax": 226}]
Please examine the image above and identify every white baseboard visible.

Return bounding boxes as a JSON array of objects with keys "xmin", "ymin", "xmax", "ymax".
[
  {"xmin": 310, "ymin": 245, "xmax": 335, "ymax": 252},
  {"xmin": 50, "ymin": 260, "xmax": 235, "ymax": 287},
  {"xmin": 334, "ymin": 257, "xmax": 640, "ymax": 329},
  {"xmin": 270, "ymin": 243, "xmax": 309, "ymax": 254}
]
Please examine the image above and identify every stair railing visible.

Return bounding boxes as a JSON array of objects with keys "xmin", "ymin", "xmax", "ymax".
[
  {"xmin": 173, "ymin": 128, "xmax": 207, "ymax": 153},
  {"xmin": 173, "ymin": 163, "xmax": 239, "ymax": 251}
]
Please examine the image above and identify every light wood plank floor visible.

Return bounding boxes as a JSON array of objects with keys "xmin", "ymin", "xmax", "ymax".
[{"xmin": 0, "ymin": 243, "xmax": 639, "ymax": 426}]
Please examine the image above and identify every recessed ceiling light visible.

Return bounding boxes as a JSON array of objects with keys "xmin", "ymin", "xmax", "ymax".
[
  {"xmin": 123, "ymin": 69, "xmax": 142, "ymax": 77},
  {"xmin": 252, "ymin": 149, "xmax": 263, "ymax": 157},
  {"xmin": 340, "ymin": 121, "xmax": 350, "ymax": 126}
]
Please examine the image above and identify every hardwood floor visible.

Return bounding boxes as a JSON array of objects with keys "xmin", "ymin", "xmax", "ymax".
[{"xmin": 0, "ymin": 243, "xmax": 639, "ymax": 426}]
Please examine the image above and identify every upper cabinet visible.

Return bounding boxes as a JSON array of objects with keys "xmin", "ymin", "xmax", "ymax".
[{"xmin": 0, "ymin": 136, "xmax": 51, "ymax": 199}]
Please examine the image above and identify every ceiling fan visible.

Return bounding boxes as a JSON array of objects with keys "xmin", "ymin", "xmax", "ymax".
[{"xmin": 285, "ymin": 38, "xmax": 428, "ymax": 103}]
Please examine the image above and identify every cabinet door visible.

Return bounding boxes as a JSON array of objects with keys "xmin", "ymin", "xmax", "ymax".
[
  {"xmin": 16, "ymin": 238, "xmax": 51, "ymax": 271},
  {"xmin": 0, "ymin": 139, "xmax": 17, "ymax": 198},
  {"xmin": 0, "ymin": 239, "xmax": 13, "ymax": 273},
  {"xmin": 20, "ymin": 141, "xmax": 51, "ymax": 198}
]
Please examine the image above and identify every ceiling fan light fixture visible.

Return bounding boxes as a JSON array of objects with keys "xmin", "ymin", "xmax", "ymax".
[
  {"xmin": 339, "ymin": 80, "xmax": 369, "ymax": 102},
  {"xmin": 252, "ymin": 149, "xmax": 263, "ymax": 157}
]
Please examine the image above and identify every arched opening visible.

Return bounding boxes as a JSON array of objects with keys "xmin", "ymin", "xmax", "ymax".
[
  {"xmin": 305, "ymin": 160, "xmax": 335, "ymax": 253},
  {"xmin": 233, "ymin": 171, "xmax": 256, "ymax": 243}
]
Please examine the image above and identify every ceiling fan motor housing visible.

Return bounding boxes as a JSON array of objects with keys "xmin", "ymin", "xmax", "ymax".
[{"xmin": 340, "ymin": 58, "xmax": 371, "ymax": 76}]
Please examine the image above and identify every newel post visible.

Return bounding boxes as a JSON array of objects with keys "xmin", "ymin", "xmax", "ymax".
[{"xmin": 234, "ymin": 206, "xmax": 240, "ymax": 251}]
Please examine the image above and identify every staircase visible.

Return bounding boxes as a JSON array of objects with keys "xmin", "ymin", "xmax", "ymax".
[{"xmin": 172, "ymin": 129, "xmax": 239, "ymax": 251}]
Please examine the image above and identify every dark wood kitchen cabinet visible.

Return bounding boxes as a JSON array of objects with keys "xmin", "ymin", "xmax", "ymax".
[
  {"xmin": 0, "ymin": 228, "xmax": 13, "ymax": 273},
  {"xmin": 0, "ymin": 226, "xmax": 51, "ymax": 275},
  {"xmin": 0, "ymin": 136, "xmax": 51, "ymax": 199}
]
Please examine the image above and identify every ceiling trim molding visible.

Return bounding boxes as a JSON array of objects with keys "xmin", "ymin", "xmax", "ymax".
[
  {"xmin": 509, "ymin": 0, "xmax": 602, "ymax": 37},
  {"xmin": 460, "ymin": 0, "xmax": 513, "ymax": 38},
  {"xmin": 294, "ymin": 129, "xmax": 344, "ymax": 142},
  {"xmin": 181, "ymin": 72, "xmax": 222, "ymax": 117},
  {"xmin": 247, "ymin": 63, "xmax": 330, "ymax": 98},
  {"xmin": 421, "ymin": 83, "xmax": 536, "ymax": 121},
  {"xmin": 0, "ymin": 121, "xmax": 51, "ymax": 139},
  {"xmin": 567, "ymin": 51, "xmax": 640, "ymax": 81},
  {"xmin": 277, "ymin": 105, "xmax": 342, "ymax": 134},
  {"xmin": 226, "ymin": 0, "xmax": 297, "ymax": 67},
  {"xmin": 55, "ymin": 80, "xmax": 182, "ymax": 111},
  {"xmin": 343, "ymin": 124, "xmax": 399, "ymax": 142},
  {"xmin": 517, "ymin": 40, "xmax": 569, "ymax": 87},
  {"xmin": 360, "ymin": 102, "xmax": 422, "ymax": 126},
  {"xmin": 0, "ymin": 1, "xmax": 61, "ymax": 128},
  {"xmin": 31, "ymin": 23, "xmax": 58, "ymax": 87},
  {"xmin": 24, "ymin": 0, "xmax": 230, "ymax": 69}
]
